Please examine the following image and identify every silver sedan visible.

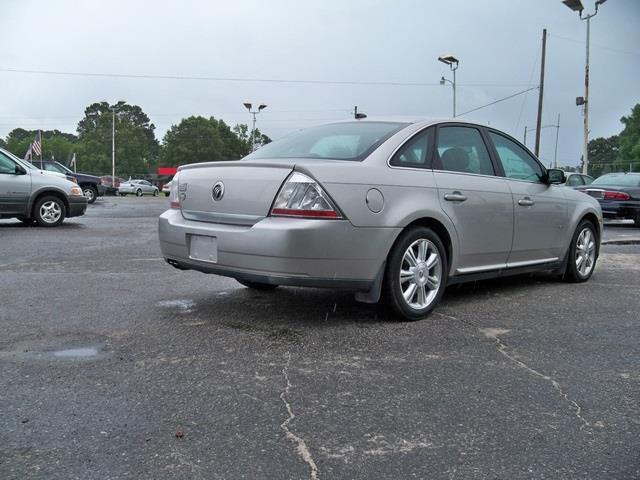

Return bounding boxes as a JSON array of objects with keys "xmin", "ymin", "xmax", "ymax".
[
  {"xmin": 119, "ymin": 180, "xmax": 159, "ymax": 197},
  {"xmin": 159, "ymin": 119, "xmax": 602, "ymax": 321}
]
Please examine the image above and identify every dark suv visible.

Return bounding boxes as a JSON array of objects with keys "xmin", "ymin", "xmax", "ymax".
[{"xmin": 31, "ymin": 160, "xmax": 104, "ymax": 204}]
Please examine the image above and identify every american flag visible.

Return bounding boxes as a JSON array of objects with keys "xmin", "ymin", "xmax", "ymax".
[
  {"xmin": 32, "ymin": 136, "xmax": 42, "ymax": 156},
  {"xmin": 69, "ymin": 153, "xmax": 76, "ymax": 171}
]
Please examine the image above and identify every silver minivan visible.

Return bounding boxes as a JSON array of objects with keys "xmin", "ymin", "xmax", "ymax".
[{"xmin": 0, "ymin": 148, "xmax": 87, "ymax": 226}]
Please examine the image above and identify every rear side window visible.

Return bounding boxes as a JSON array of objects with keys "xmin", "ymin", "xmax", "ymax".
[
  {"xmin": 390, "ymin": 128, "xmax": 433, "ymax": 168},
  {"xmin": 434, "ymin": 126, "xmax": 494, "ymax": 176},
  {"xmin": 583, "ymin": 175, "xmax": 594, "ymax": 185},
  {"xmin": 489, "ymin": 132, "xmax": 544, "ymax": 183}
]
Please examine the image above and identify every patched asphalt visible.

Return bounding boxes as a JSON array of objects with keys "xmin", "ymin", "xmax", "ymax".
[{"xmin": 1, "ymin": 197, "xmax": 639, "ymax": 479}]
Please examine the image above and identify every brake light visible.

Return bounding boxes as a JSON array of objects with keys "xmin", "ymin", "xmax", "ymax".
[
  {"xmin": 270, "ymin": 172, "xmax": 342, "ymax": 219},
  {"xmin": 169, "ymin": 173, "xmax": 181, "ymax": 209},
  {"xmin": 604, "ymin": 191, "xmax": 630, "ymax": 200}
]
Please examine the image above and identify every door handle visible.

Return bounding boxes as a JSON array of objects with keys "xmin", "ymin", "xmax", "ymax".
[
  {"xmin": 518, "ymin": 197, "xmax": 534, "ymax": 207},
  {"xmin": 444, "ymin": 192, "xmax": 467, "ymax": 202}
]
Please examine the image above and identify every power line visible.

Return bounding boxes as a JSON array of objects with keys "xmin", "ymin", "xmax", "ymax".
[
  {"xmin": 0, "ymin": 67, "xmax": 536, "ymax": 88},
  {"xmin": 549, "ymin": 33, "xmax": 640, "ymax": 56},
  {"xmin": 456, "ymin": 87, "xmax": 539, "ymax": 117}
]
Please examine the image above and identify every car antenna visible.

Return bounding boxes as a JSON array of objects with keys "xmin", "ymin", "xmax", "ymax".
[{"xmin": 354, "ymin": 106, "xmax": 367, "ymax": 120}]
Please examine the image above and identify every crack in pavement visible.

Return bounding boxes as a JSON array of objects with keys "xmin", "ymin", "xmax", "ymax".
[
  {"xmin": 435, "ymin": 312, "xmax": 592, "ymax": 431},
  {"xmin": 280, "ymin": 352, "xmax": 319, "ymax": 480}
]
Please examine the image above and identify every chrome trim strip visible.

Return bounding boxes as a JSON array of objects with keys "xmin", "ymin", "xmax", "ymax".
[
  {"xmin": 505, "ymin": 258, "xmax": 559, "ymax": 268},
  {"xmin": 456, "ymin": 257, "xmax": 559, "ymax": 275},
  {"xmin": 456, "ymin": 263, "xmax": 507, "ymax": 274},
  {"xmin": 181, "ymin": 210, "xmax": 263, "ymax": 226}
]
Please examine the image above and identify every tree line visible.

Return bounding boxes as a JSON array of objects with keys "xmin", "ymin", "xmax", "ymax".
[
  {"xmin": 1, "ymin": 101, "xmax": 271, "ymax": 176},
  {"xmin": 587, "ymin": 103, "xmax": 640, "ymax": 177}
]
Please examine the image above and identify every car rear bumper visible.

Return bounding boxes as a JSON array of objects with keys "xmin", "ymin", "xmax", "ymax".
[
  {"xmin": 68, "ymin": 197, "xmax": 88, "ymax": 217},
  {"xmin": 158, "ymin": 208, "xmax": 399, "ymax": 289},
  {"xmin": 599, "ymin": 199, "xmax": 640, "ymax": 219}
]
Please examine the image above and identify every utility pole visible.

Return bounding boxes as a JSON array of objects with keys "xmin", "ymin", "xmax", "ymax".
[
  {"xmin": 112, "ymin": 107, "xmax": 116, "ymax": 187},
  {"xmin": 553, "ymin": 113, "xmax": 560, "ymax": 169},
  {"xmin": 243, "ymin": 103, "xmax": 267, "ymax": 151},
  {"xmin": 534, "ymin": 28, "xmax": 547, "ymax": 158},
  {"xmin": 582, "ymin": 14, "xmax": 591, "ymax": 174},
  {"xmin": 438, "ymin": 54, "xmax": 459, "ymax": 117}
]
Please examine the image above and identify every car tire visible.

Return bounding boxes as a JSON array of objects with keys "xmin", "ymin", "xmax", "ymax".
[
  {"xmin": 634, "ymin": 213, "xmax": 640, "ymax": 227},
  {"xmin": 563, "ymin": 219, "xmax": 598, "ymax": 283},
  {"xmin": 164, "ymin": 192, "xmax": 170, "ymax": 197},
  {"xmin": 83, "ymin": 185, "xmax": 98, "ymax": 204},
  {"xmin": 236, "ymin": 279, "xmax": 279, "ymax": 291},
  {"xmin": 136, "ymin": 189, "xmax": 143, "ymax": 197},
  {"xmin": 33, "ymin": 196, "xmax": 66, "ymax": 227},
  {"xmin": 153, "ymin": 189, "xmax": 159, "ymax": 197},
  {"xmin": 119, "ymin": 192, "xmax": 126, "ymax": 197},
  {"xmin": 383, "ymin": 226, "xmax": 448, "ymax": 321},
  {"xmin": 17, "ymin": 216, "xmax": 33, "ymax": 225}
]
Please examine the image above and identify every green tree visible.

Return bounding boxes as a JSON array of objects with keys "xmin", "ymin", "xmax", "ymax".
[
  {"xmin": 232, "ymin": 124, "xmax": 272, "ymax": 154},
  {"xmin": 616, "ymin": 104, "xmax": 640, "ymax": 172},
  {"xmin": 5, "ymin": 128, "xmax": 77, "ymax": 164},
  {"xmin": 76, "ymin": 101, "xmax": 159, "ymax": 176},
  {"xmin": 159, "ymin": 117, "xmax": 269, "ymax": 167},
  {"xmin": 587, "ymin": 135, "xmax": 619, "ymax": 177}
]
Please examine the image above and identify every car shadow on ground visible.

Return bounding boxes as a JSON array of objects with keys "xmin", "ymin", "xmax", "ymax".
[
  {"xmin": 164, "ymin": 272, "xmax": 561, "ymax": 333},
  {"xmin": 0, "ymin": 221, "xmax": 85, "ymax": 230}
]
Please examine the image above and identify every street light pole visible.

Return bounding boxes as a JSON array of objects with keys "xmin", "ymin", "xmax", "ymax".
[
  {"xmin": 562, "ymin": 0, "xmax": 606, "ymax": 175},
  {"xmin": 438, "ymin": 54, "xmax": 459, "ymax": 117},
  {"xmin": 111, "ymin": 106, "xmax": 116, "ymax": 187},
  {"xmin": 243, "ymin": 102, "xmax": 267, "ymax": 151}
]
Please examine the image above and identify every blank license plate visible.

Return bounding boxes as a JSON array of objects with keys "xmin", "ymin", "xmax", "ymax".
[{"xmin": 189, "ymin": 235, "xmax": 218, "ymax": 263}]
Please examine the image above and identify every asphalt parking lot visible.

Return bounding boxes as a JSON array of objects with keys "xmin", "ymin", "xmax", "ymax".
[{"xmin": 1, "ymin": 197, "xmax": 639, "ymax": 480}]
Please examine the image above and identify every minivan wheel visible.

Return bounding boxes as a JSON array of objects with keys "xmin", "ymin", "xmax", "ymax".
[
  {"xmin": 563, "ymin": 219, "xmax": 598, "ymax": 283},
  {"xmin": 136, "ymin": 189, "xmax": 143, "ymax": 197},
  {"xmin": 236, "ymin": 279, "xmax": 279, "ymax": 291},
  {"xmin": 33, "ymin": 196, "xmax": 66, "ymax": 227},
  {"xmin": 384, "ymin": 227, "xmax": 448, "ymax": 321}
]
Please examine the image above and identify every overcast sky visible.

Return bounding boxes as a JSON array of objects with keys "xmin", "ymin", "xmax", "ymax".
[{"xmin": 2, "ymin": 0, "xmax": 639, "ymax": 167}]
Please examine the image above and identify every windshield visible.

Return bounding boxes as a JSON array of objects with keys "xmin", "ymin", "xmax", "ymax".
[
  {"xmin": 592, "ymin": 174, "xmax": 640, "ymax": 187},
  {"xmin": 52, "ymin": 161, "xmax": 73, "ymax": 174},
  {"xmin": 245, "ymin": 121, "xmax": 408, "ymax": 161}
]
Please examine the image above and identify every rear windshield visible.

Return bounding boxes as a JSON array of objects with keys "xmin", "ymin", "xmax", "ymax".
[
  {"xmin": 246, "ymin": 121, "xmax": 408, "ymax": 161},
  {"xmin": 592, "ymin": 174, "xmax": 640, "ymax": 187}
]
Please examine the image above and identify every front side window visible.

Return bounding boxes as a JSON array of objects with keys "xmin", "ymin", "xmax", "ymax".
[
  {"xmin": 434, "ymin": 126, "xmax": 494, "ymax": 176},
  {"xmin": 390, "ymin": 128, "xmax": 433, "ymax": 168},
  {"xmin": 0, "ymin": 152, "xmax": 16, "ymax": 174},
  {"xmin": 489, "ymin": 132, "xmax": 544, "ymax": 183},
  {"xmin": 245, "ymin": 121, "xmax": 408, "ymax": 161},
  {"xmin": 44, "ymin": 163, "xmax": 66, "ymax": 174}
]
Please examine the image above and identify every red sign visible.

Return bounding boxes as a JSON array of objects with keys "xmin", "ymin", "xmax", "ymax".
[{"xmin": 157, "ymin": 167, "xmax": 177, "ymax": 176}]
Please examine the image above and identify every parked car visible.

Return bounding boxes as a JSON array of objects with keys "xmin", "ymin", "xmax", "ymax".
[
  {"xmin": 31, "ymin": 160, "xmax": 104, "ymax": 204},
  {"xmin": 162, "ymin": 180, "xmax": 173, "ymax": 197},
  {"xmin": 576, "ymin": 172, "xmax": 640, "ymax": 226},
  {"xmin": 100, "ymin": 176, "xmax": 126, "ymax": 195},
  {"xmin": 118, "ymin": 180, "xmax": 159, "ymax": 197},
  {"xmin": 159, "ymin": 119, "xmax": 602, "ymax": 321},
  {"xmin": 563, "ymin": 172, "xmax": 594, "ymax": 188},
  {"xmin": 0, "ymin": 148, "xmax": 87, "ymax": 226}
]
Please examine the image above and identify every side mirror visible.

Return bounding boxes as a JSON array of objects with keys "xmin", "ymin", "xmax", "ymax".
[
  {"xmin": 545, "ymin": 168, "xmax": 565, "ymax": 185},
  {"xmin": 14, "ymin": 164, "xmax": 27, "ymax": 175}
]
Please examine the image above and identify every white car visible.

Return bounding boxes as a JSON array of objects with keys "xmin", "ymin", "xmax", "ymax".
[
  {"xmin": 118, "ymin": 180, "xmax": 159, "ymax": 197},
  {"xmin": 162, "ymin": 180, "xmax": 173, "ymax": 197}
]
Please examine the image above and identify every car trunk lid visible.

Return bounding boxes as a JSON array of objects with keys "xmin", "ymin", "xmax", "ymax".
[{"xmin": 178, "ymin": 161, "xmax": 294, "ymax": 226}]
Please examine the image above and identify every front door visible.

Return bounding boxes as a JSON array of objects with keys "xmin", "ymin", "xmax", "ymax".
[
  {"xmin": 0, "ymin": 152, "xmax": 31, "ymax": 216},
  {"xmin": 432, "ymin": 125, "xmax": 514, "ymax": 274},
  {"xmin": 486, "ymin": 131, "xmax": 568, "ymax": 265}
]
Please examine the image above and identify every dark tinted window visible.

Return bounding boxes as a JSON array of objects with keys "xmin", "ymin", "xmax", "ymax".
[
  {"xmin": 390, "ymin": 128, "xmax": 433, "ymax": 168},
  {"xmin": 246, "ymin": 122, "xmax": 407, "ymax": 161},
  {"xmin": 434, "ymin": 126, "xmax": 494, "ymax": 175},
  {"xmin": 583, "ymin": 175, "xmax": 594, "ymax": 185},
  {"xmin": 489, "ymin": 132, "xmax": 544, "ymax": 183}
]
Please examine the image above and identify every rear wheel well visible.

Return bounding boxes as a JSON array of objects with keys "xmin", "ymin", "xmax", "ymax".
[
  {"xmin": 31, "ymin": 191, "xmax": 68, "ymax": 217},
  {"xmin": 402, "ymin": 218, "xmax": 453, "ymax": 265}
]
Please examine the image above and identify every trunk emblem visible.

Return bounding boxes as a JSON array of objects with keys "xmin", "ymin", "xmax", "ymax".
[{"xmin": 212, "ymin": 182, "xmax": 225, "ymax": 201}]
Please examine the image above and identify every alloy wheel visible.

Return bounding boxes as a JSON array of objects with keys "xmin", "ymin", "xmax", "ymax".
[
  {"xmin": 400, "ymin": 239, "xmax": 442, "ymax": 310},
  {"xmin": 575, "ymin": 227, "xmax": 596, "ymax": 277},
  {"xmin": 40, "ymin": 201, "xmax": 62, "ymax": 224}
]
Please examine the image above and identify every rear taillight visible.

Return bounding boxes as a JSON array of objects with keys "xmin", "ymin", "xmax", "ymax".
[
  {"xmin": 270, "ymin": 172, "xmax": 342, "ymax": 219},
  {"xmin": 604, "ymin": 191, "xmax": 630, "ymax": 200},
  {"xmin": 169, "ymin": 173, "xmax": 181, "ymax": 209}
]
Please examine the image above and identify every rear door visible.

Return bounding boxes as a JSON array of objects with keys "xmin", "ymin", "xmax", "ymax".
[
  {"xmin": 0, "ymin": 152, "xmax": 31, "ymax": 215},
  {"xmin": 432, "ymin": 125, "xmax": 513, "ymax": 274},
  {"xmin": 486, "ymin": 130, "xmax": 568, "ymax": 265}
]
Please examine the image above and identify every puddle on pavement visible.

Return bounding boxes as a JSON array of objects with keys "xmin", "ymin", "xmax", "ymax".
[
  {"xmin": 156, "ymin": 299, "xmax": 196, "ymax": 313},
  {"xmin": 53, "ymin": 347, "xmax": 100, "ymax": 358}
]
